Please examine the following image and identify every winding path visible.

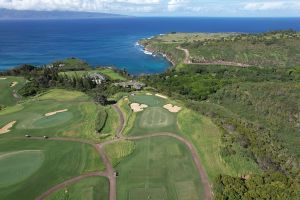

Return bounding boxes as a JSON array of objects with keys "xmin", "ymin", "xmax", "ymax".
[
  {"xmin": 176, "ymin": 46, "xmax": 251, "ymax": 67},
  {"xmin": 24, "ymin": 103, "xmax": 212, "ymax": 200}
]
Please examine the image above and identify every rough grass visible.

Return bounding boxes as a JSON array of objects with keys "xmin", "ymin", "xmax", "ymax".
[
  {"xmin": 46, "ymin": 176, "xmax": 109, "ymax": 200},
  {"xmin": 105, "ymin": 140, "xmax": 135, "ymax": 167},
  {"xmin": 100, "ymin": 106, "xmax": 119, "ymax": 139},
  {"xmin": 0, "ymin": 139, "xmax": 104, "ymax": 200},
  {"xmin": 0, "ymin": 76, "xmax": 26, "ymax": 106},
  {"xmin": 116, "ymin": 136, "xmax": 204, "ymax": 200},
  {"xmin": 177, "ymin": 109, "xmax": 261, "ymax": 181}
]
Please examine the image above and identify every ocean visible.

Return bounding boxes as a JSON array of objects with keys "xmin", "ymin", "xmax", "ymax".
[{"xmin": 0, "ymin": 17, "xmax": 300, "ymax": 74}]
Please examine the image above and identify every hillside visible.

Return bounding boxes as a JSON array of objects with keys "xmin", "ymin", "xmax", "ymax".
[
  {"xmin": 0, "ymin": 9, "xmax": 126, "ymax": 20},
  {"xmin": 140, "ymin": 30, "xmax": 300, "ymax": 68}
]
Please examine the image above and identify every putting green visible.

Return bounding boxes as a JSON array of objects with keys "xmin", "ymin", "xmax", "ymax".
[
  {"xmin": 129, "ymin": 95, "xmax": 166, "ymax": 107},
  {"xmin": 0, "ymin": 150, "xmax": 44, "ymax": 188},
  {"xmin": 33, "ymin": 112, "xmax": 73, "ymax": 128},
  {"xmin": 139, "ymin": 107, "xmax": 173, "ymax": 129}
]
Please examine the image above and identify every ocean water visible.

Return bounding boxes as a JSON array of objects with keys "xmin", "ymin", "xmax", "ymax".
[{"xmin": 0, "ymin": 17, "xmax": 300, "ymax": 74}]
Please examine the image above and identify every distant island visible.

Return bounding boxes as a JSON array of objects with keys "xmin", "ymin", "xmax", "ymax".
[{"xmin": 0, "ymin": 9, "xmax": 127, "ymax": 20}]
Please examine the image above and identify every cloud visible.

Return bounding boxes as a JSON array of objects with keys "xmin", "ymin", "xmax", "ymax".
[
  {"xmin": 243, "ymin": 1, "xmax": 300, "ymax": 11},
  {"xmin": 167, "ymin": 0, "xmax": 188, "ymax": 12},
  {"xmin": 0, "ymin": 0, "xmax": 161, "ymax": 13}
]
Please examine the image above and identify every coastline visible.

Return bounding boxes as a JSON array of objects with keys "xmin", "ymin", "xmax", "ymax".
[{"xmin": 135, "ymin": 41, "xmax": 175, "ymax": 67}]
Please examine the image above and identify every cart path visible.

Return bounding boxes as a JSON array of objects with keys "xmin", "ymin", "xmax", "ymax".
[
  {"xmin": 35, "ymin": 171, "xmax": 107, "ymax": 200},
  {"xmin": 176, "ymin": 46, "xmax": 251, "ymax": 67},
  {"xmin": 112, "ymin": 104, "xmax": 126, "ymax": 138}
]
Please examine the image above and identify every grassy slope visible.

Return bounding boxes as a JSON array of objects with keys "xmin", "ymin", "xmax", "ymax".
[
  {"xmin": 105, "ymin": 140, "xmax": 135, "ymax": 167},
  {"xmin": 0, "ymin": 139, "xmax": 104, "ymax": 200},
  {"xmin": 177, "ymin": 109, "xmax": 260, "ymax": 181},
  {"xmin": 0, "ymin": 76, "xmax": 26, "ymax": 106},
  {"xmin": 46, "ymin": 177, "xmax": 109, "ymax": 200}
]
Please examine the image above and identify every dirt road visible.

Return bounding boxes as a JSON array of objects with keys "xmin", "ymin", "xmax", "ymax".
[{"xmin": 176, "ymin": 46, "xmax": 250, "ymax": 67}]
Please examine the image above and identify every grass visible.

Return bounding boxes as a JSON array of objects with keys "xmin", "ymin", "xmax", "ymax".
[
  {"xmin": 117, "ymin": 97, "xmax": 136, "ymax": 135},
  {"xmin": 105, "ymin": 140, "xmax": 135, "ymax": 167},
  {"xmin": 177, "ymin": 109, "xmax": 261, "ymax": 181},
  {"xmin": 0, "ymin": 89, "xmax": 108, "ymax": 141},
  {"xmin": 100, "ymin": 106, "xmax": 119, "ymax": 139},
  {"xmin": 0, "ymin": 139, "xmax": 104, "ymax": 200},
  {"xmin": 116, "ymin": 136, "xmax": 204, "ymax": 200},
  {"xmin": 0, "ymin": 76, "xmax": 26, "ymax": 107},
  {"xmin": 59, "ymin": 68, "xmax": 126, "ymax": 81},
  {"xmin": 0, "ymin": 150, "xmax": 44, "ymax": 188},
  {"xmin": 46, "ymin": 177, "xmax": 109, "ymax": 200}
]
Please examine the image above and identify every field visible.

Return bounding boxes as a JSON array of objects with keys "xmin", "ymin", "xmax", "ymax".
[
  {"xmin": 46, "ymin": 177, "xmax": 109, "ymax": 200},
  {"xmin": 0, "ymin": 76, "xmax": 26, "ymax": 107},
  {"xmin": 0, "ymin": 139, "xmax": 104, "ymax": 200},
  {"xmin": 59, "ymin": 68, "xmax": 126, "ymax": 80},
  {"xmin": 116, "ymin": 137, "xmax": 204, "ymax": 200}
]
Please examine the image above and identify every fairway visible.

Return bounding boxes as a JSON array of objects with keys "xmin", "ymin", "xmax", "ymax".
[
  {"xmin": 116, "ymin": 136, "xmax": 204, "ymax": 200},
  {"xmin": 46, "ymin": 177, "xmax": 109, "ymax": 200},
  {"xmin": 0, "ymin": 139, "xmax": 104, "ymax": 200},
  {"xmin": 0, "ymin": 76, "xmax": 26, "ymax": 106},
  {"xmin": 0, "ymin": 150, "xmax": 44, "ymax": 188},
  {"xmin": 0, "ymin": 89, "xmax": 112, "ymax": 140}
]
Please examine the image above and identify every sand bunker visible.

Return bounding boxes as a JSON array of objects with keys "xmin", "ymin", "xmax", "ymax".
[
  {"xmin": 155, "ymin": 94, "xmax": 168, "ymax": 99},
  {"xmin": 0, "ymin": 77, "xmax": 7, "ymax": 80},
  {"xmin": 146, "ymin": 93, "xmax": 153, "ymax": 96},
  {"xmin": 163, "ymin": 104, "xmax": 182, "ymax": 113},
  {"xmin": 0, "ymin": 121, "xmax": 16, "ymax": 134},
  {"xmin": 10, "ymin": 82, "xmax": 18, "ymax": 87},
  {"xmin": 130, "ymin": 103, "xmax": 148, "ymax": 112},
  {"xmin": 45, "ymin": 109, "xmax": 68, "ymax": 117}
]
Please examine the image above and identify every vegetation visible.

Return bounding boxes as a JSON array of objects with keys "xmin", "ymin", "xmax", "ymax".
[
  {"xmin": 0, "ymin": 76, "xmax": 26, "ymax": 107},
  {"xmin": 141, "ymin": 30, "xmax": 300, "ymax": 67},
  {"xmin": 105, "ymin": 140, "xmax": 135, "ymax": 166}
]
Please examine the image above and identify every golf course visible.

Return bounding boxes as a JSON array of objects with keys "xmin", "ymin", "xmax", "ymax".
[{"xmin": 0, "ymin": 76, "xmax": 217, "ymax": 200}]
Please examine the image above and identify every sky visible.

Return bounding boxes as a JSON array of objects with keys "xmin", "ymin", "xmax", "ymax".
[{"xmin": 0, "ymin": 0, "xmax": 300, "ymax": 17}]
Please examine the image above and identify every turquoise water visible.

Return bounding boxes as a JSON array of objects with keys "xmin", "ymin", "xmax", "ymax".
[{"xmin": 0, "ymin": 17, "xmax": 300, "ymax": 74}]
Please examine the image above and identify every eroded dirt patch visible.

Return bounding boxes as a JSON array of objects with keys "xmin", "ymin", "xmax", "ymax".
[{"xmin": 10, "ymin": 82, "xmax": 18, "ymax": 87}]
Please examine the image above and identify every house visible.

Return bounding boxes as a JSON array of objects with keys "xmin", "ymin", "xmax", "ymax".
[
  {"xmin": 114, "ymin": 80, "xmax": 145, "ymax": 90},
  {"xmin": 89, "ymin": 73, "xmax": 106, "ymax": 85}
]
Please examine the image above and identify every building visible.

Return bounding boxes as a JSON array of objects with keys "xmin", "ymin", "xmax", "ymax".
[
  {"xmin": 114, "ymin": 80, "xmax": 145, "ymax": 90},
  {"xmin": 89, "ymin": 73, "xmax": 106, "ymax": 85}
]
